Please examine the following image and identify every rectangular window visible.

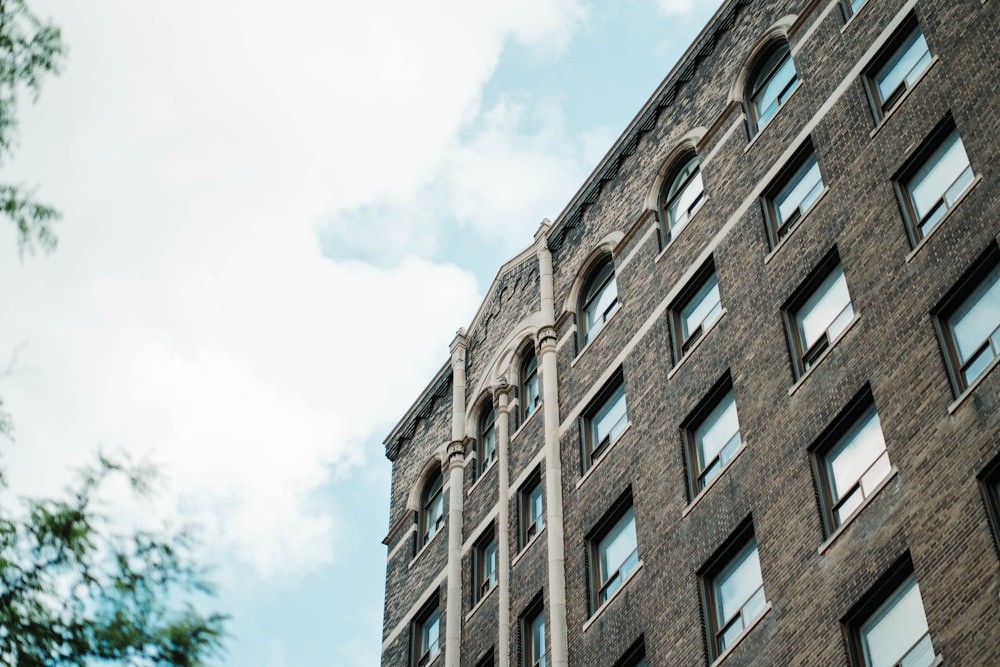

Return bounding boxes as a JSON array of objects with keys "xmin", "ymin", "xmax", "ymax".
[
  {"xmin": 413, "ymin": 597, "xmax": 441, "ymax": 667},
  {"xmin": 865, "ymin": 21, "xmax": 931, "ymax": 118},
  {"xmin": 896, "ymin": 120, "xmax": 974, "ymax": 243},
  {"xmin": 701, "ymin": 522, "xmax": 767, "ymax": 659},
  {"xmin": 763, "ymin": 145, "xmax": 824, "ymax": 245},
  {"xmin": 474, "ymin": 530, "xmax": 497, "ymax": 603},
  {"xmin": 978, "ymin": 454, "xmax": 1000, "ymax": 558},
  {"xmin": 613, "ymin": 638, "xmax": 647, "ymax": 667},
  {"xmin": 590, "ymin": 500, "xmax": 639, "ymax": 609},
  {"xmin": 523, "ymin": 605, "xmax": 546, "ymax": 667},
  {"xmin": 934, "ymin": 245, "xmax": 1000, "ymax": 394},
  {"xmin": 519, "ymin": 471, "xmax": 545, "ymax": 549},
  {"xmin": 670, "ymin": 260, "xmax": 722, "ymax": 360},
  {"xmin": 582, "ymin": 375, "xmax": 629, "ymax": 469},
  {"xmin": 812, "ymin": 389, "xmax": 892, "ymax": 533},
  {"xmin": 683, "ymin": 375, "xmax": 741, "ymax": 496},
  {"xmin": 785, "ymin": 254, "xmax": 854, "ymax": 376}
]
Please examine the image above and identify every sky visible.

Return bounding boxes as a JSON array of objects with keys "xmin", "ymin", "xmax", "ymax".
[{"xmin": 0, "ymin": 1, "xmax": 724, "ymax": 665}]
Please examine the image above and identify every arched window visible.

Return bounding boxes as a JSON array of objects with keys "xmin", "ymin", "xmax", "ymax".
[
  {"xmin": 661, "ymin": 155, "xmax": 704, "ymax": 240},
  {"xmin": 520, "ymin": 350, "xmax": 540, "ymax": 423},
  {"xmin": 746, "ymin": 42, "xmax": 798, "ymax": 133},
  {"xmin": 478, "ymin": 406, "xmax": 497, "ymax": 477},
  {"xmin": 419, "ymin": 469, "xmax": 445, "ymax": 546},
  {"xmin": 580, "ymin": 257, "xmax": 619, "ymax": 345}
]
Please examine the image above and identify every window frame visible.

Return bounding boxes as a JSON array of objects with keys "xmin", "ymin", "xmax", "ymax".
[
  {"xmin": 669, "ymin": 258, "xmax": 722, "ymax": 362},
  {"xmin": 977, "ymin": 453, "xmax": 1000, "ymax": 560},
  {"xmin": 581, "ymin": 372, "xmax": 629, "ymax": 471},
  {"xmin": 761, "ymin": 142, "xmax": 824, "ymax": 247},
  {"xmin": 682, "ymin": 373, "xmax": 741, "ymax": 499},
  {"xmin": 932, "ymin": 243, "xmax": 1000, "ymax": 396},
  {"xmin": 579, "ymin": 256, "xmax": 620, "ymax": 346},
  {"xmin": 894, "ymin": 116, "xmax": 975, "ymax": 246},
  {"xmin": 473, "ymin": 527, "xmax": 498, "ymax": 604},
  {"xmin": 477, "ymin": 403, "xmax": 498, "ymax": 478},
  {"xmin": 783, "ymin": 250, "xmax": 855, "ymax": 379},
  {"xmin": 810, "ymin": 387, "xmax": 892, "ymax": 535},
  {"xmin": 659, "ymin": 153, "xmax": 705, "ymax": 243},
  {"xmin": 612, "ymin": 637, "xmax": 647, "ymax": 667},
  {"xmin": 588, "ymin": 492, "xmax": 640, "ymax": 612},
  {"xmin": 746, "ymin": 42, "xmax": 799, "ymax": 135},
  {"xmin": 520, "ymin": 348, "xmax": 541, "ymax": 424},
  {"xmin": 519, "ymin": 468, "xmax": 545, "ymax": 550},
  {"xmin": 522, "ymin": 601, "xmax": 546, "ymax": 667},
  {"xmin": 841, "ymin": 0, "xmax": 869, "ymax": 19},
  {"xmin": 863, "ymin": 17, "xmax": 932, "ymax": 121},
  {"xmin": 699, "ymin": 519, "xmax": 767, "ymax": 661},
  {"xmin": 419, "ymin": 469, "xmax": 445, "ymax": 549},
  {"xmin": 412, "ymin": 595, "xmax": 442, "ymax": 667}
]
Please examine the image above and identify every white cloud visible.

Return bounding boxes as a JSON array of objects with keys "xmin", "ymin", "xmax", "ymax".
[{"xmin": 656, "ymin": 0, "xmax": 698, "ymax": 15}]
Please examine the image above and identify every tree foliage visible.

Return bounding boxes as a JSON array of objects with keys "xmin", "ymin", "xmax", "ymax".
[{"xmin": 0, "ymin": 0, "xmax": 63, "ymax": 253}]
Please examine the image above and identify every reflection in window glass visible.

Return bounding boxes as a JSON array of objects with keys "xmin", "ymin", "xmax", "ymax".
[
  {"xmin": 750, "ymin": 47, "xmax": 798, "ymax": 131},
  {"xmin": 827, "ymin": 407, "xmax": 891, "ymax": 525},
  {"xmin": 693, "ymin": 391, "xmax": 741, "ymax": 489},
  {"xmin": 681, "ymin": 274, "xmax": 723, "ymax": 352},
  {"xmin": 582, "ymin": 260, "xmax": 619, "ymax": 344},
  {"xmin": 590, "ymin": 383, "xmax": 628, "ymax": 463},
  {"xmin": 949, "ymin": 266, "xmax": 1000, "ymax": 385},
  {"xmin": 596, "ymin": 507, "xmax": 639, "ymax": 604},
  {"xmin": 774, "ymin": 154, "xmax": 823, "ymax": 236},
  {"xmin": 714, "ymin": 540, "xmax": 766, "ymax": 652},
  {"xmin": 873, "ymin": 28, "xmax": 931, "ymax": 112},
  {"xmin": 665, "ymin": 156, "xmax": 705, "ymax": 236},
  {"xmin": 907, "ymin": 131, "xmax": 973, "ymax": 238},
  {"xmin": 797, "ymin": 264, "xmax": 854, "ymax": 366},
  {"xmin": 861, "ymin": 577, "xmax": 934, "ymax": 667}
]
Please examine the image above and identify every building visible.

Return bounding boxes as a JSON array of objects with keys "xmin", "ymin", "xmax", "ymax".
[{"xmin": 379, "ymin": 0, "xmax": 1000, "ymax": 665}]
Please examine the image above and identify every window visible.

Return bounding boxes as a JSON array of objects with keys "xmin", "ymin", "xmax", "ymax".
[
  {"xmin": 478, "ymin": 405, "xmax": 497, "ymax": 477},
  {"xmin": 420, "ymin": 470, "xmax": 445, "ymax": 547},
  {"xmin": 580, "ymin": 257, "xmax": 619, "ymax": 345},
  {"xmin": 842, "ymin": 0, "xmax": 868, "ymax": 17},
  {"xmin": 590, "ymin": 498, "xmax": 639, "ymax": 609},
  {"xmin": 897, "ymin": 122, "xmax": 974, "ymax": 242},
  {"xmin": 684, "ymin": 376, "xmax": 742, "ymax": 496},
  {"xmin": 701, "ymin": 524, "xmax": 767, "ymax": 659},
  {"xmin": 474, "ymin": 529, "xmax": 497, "ymax": 602},
  {"xmin": 671, "ymin": 260, "xmax": 722, "ymax": 360},
  {"xmin": 813, "ymin": 390, "xmax": 892, "ymax": 532},
  {"xmin": 613, "ymin": 638, "xmax": 647, "ymax": 667},
  {"xmin": 978, "ymin": 454, "xmax": 1000, "ymax": 558},
  {"xmin": 475, "ymin": 649, "xmax": 495, "ymax": 667},
  {"xmin": 936, "ymin": 249, "xmax": 1000, "ymax": 392},
  {"xmin": 582, "ymin": 375, "xmax": 629, "ymax": 470},
  {"xmin": 845, "ymin": 561, "xmax": 935, "ymax": 667},
  {"xmin": 413, "ymin": 597, "xmax": 441, "ymax": 667},
  {"xmin": 747, "ymin": 43, "xmax": 798, "ymax": 133},
  {"xmin": 763, "ymin": 145, "xmax": 823, "ymax": 245},
  {"xmin": 865, "ymin": 21, "xmax": 931, "ymax": 118},
  {"xmin": 660, "ymin": 154, "xmax": 704, "ymax": 240},
  {"xmin": 786, "ymin": 256, "xmax": 854, "ymax": 376},
  {"xmin": 523, "ymin": 605, "xmax": 546, "ymax": 667},
  {"xmin": 520, "ymin": 350, "xmax": 541, "ymax": 423},
  {"xmin": 519, "ymin": 470, "xmax": 545, "ymax": 549}
]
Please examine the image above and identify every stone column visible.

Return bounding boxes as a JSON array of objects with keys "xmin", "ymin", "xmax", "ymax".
[
  {"xmin": 493, "ymin": 378, "xmax": 514, "ymax": 667},
  {"xmin": 445, "ymin": 330, "xmax": 468, "ymax": 667},
  {"xmin": 535, "ymin": 222, "xmax": 569, "ymax": 667}
]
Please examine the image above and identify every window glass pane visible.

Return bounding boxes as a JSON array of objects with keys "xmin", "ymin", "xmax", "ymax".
[
  {"xmin": 530, "ymin": 613, "xmax": 546, "ymax": 665},
  {"xmin": 529, "ymin": 484, "xmax": 544, "ymax": 527},
  {"xmin": 682, "ymin": 274, "xmax": 722, "ymax": 341},
  {"xmin": 863, "ymin": 578, "xmax": 931, "ymax": 667},
  {"xmin": 599, "ymin": 508, "xmax": 637, "ymax": 582},
  {"xmin": 753, "ymin": 51, "xmax": 797, "ymax": 126},
  {"xmin": 850, "ymin": 0, "xmax": 868, "ymax": 13},
  {"xmin": 876, "ymin": 30, "xmax": 931, "ymax": 103},
  {"xmin": 717, "ymin": 541, "xmax": 762, "ymax": 622},
  {"xmin": 776, "ymin": 156, "xmax": 823, "ymax": 225},
  {"xmin": 594, "ymin": 385, "xmax": 628, "ymax": 446},
  {"xmin": 523, "ymin": 356, "xmax": 540, "ymax": 417},
  {"xmin": 695, "ymin": 391, "xmax": 740, "ymax": 471},
  {"xmin": 423, "ymin": 608, "xmax": 440, "ymax": 657},
  {"xmin": 909, "ymin": 132, "xmax": 971, "ymax": 220},
  {"xmin": 798, "ymin": 265, "xmax": 852, "ymax": 349},
  {"xmin": 951, "ymin": 267, "xmax": 1000, "ymax": 364},
  {"xmin": 583, "ymin": 263, "xmax": 618, "ymax": 342},
  {"xmin": 829, "ymin": 408, "xmax": 888, "ymax": 501},
  {"xmin": 667, "ymin": 160, "xmax": 704, "ymax": 232}
]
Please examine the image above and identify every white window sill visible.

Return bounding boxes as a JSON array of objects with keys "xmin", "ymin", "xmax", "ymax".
[
  {"xmin": 870, "ymin": 57, "xmax": 939, "ymax": 141},
  {"xmin": 465, "ymin": 581, "xmax": 498, "ymax": 622},
  {"xmin": 818, "ymin": 465, "xmax": 899, "ymax": 555},
  {"xmin": 582, "ymin": 560, "xmax": 645, "ymax": 633},
  {"xmin": 764, "ymin": 187, "xmax": 830, "ymax": 266},
  {"xmin": 905, "ymin": 175, "xmax": 982, "ymax": 264},
  {"xmin": 576, "ymin": 423, "xmax": 633, "ymax": 490},
  {"xmin": 571, "ymin": 304, "xmax": 622, "ymax": 368},
  {"xmin": 682, "ymin": 442, "xmax": 748, "ymax": 518},
  {"xmin": 788, "ymin": 313, "xmax": 861, "ymax": 397},
  {"xmin": 744, "ymin": 82, "xmax": 803, "ymax": 154},
  {"xmin": 467, "ymin": 459, "xmax": 497, "ymax": 497},
  {"xmin": 709, "ymin": 603, "xmax": 773, "ymax": 667},
  {"xmin": 511, "ymin": 403, "xmax": 543, "ymax": 442},
  {"xmin": 668, "ymin": 310, "xmax": 727, "ymax": 380},
  {"xmin": 949, "ymin": 352, "xmax": 1000, "ymax": 415},
  {"xmin": 511, "ymin": 525, "xmax": 547, "ymax": 568},
  {"xmin": 841, "ymin": 0, "xmax": 876, "ymax": 33},
  {"xmin": 409, "ymin": 525, "xmax": 445, "ymax": 569},
  {"xmin": 654, "ymin": 200, "xmax": 708, "ymax": 265}
]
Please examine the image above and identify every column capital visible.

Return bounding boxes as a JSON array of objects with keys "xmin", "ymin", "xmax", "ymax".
[
  {"xmin": 493, "ymin": 375, "xmax": 514, "ymax": 411},
  {"xmin": 537, "ymin": 325, "xmax": 558, "ymax": 353},
  {"xmin": 445, "ymin": 440, "xmax": 467, "ymax": 471}
]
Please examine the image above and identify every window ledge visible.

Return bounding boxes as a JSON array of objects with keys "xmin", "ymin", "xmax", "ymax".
[
  {"xmin": 571, "ymin": 305, "xmax": 622, "ymax": 368},
  {"xmin": 744, "ymin": 82, "xmax": 803, "ymax": 154},
  {"xmin": 409, "ymin": 525, "xmax": 445, "ymax": 569},
  {"xmin": 905, "ymin": 175, "xmax": 983, "ymax": 264},
  {"xmin": 709, "ymin": 602, "xmax": 773, "ymax": 667},
  {"xmin": 817, "ymin": 465, "xmax": 899, "ymax": 555},
  {"xmin": 682, "ymin": 443, "xmax": 748, "ymax": 518},
  {"xmin": 654, "ymin": 199, "xmax": 708, "ymax": 265},
  {"xmin": 948, "ymin": 352, "xmax": 1000, "ymax": 415},
  {"xmin": 467, "ymin": 460, "xmax": 497, "ymax": 497},
  {"xmin": 841, "ymin": 0, "xmax": 877, "ymax": 34},
  {"xmin": 668, "ymin": 310, "xmax": 727, "ymax": 381},
  {"xmin": 511, "ymin": 403, "xmax": 543, "ymax": 442},
  {"xmin": 869, "ymin": 57, "xmax": 940, "ymax": 140},
  {"xmin": 788, "ymin": 314, "xmax": 861, "ymax": 397},
  {"xmin": 576, "ymin": 424, "xmax": 633, "ymax": 490},
  {"xmin": 764, "ymin": 187, "xmax": 830, "ymax": 266},
  {"xmin": 582, "ymin": 560, "xmax": 645, "ymax": 633},
  {"xmin": 465, "ymin": 581, "xmax": 498, "ymax": 623},
  {"xmin": 511, "ymin": 525, "xmax": 547, "ymax": 568}
]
